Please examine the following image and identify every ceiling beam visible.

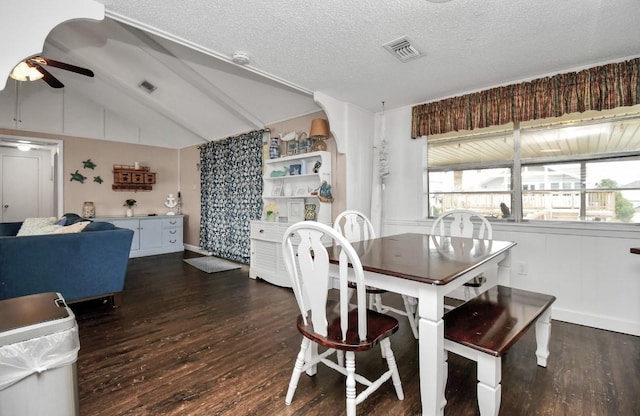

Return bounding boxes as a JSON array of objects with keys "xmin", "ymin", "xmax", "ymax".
[
  {"xmin": 46, "ymin": 39, "xmax": 211, "ymax": 142},
  {"xmin": 115, "ymin": 21, "xmax": 266, "ymax": 130},
  {"xmin": 106, "ymin": 10, "xmax": 313, "ymax": 97}
]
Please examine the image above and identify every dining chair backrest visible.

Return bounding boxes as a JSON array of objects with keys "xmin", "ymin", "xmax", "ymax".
[
  {"xmin": 430, "ymin": 209, "xmax": 493, "ymax": 240},
  {"xmin": 282, "ymin": 221, "xmax": 368, "ymax": 341},
  {"xmin": 333, "ymin": 210, "xmax": 376, "ymax": 243}
]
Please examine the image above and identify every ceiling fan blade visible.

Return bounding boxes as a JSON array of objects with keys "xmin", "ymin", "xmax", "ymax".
[
  {"xmin": 32, "ymin": 64, "xmax": 64, "ymax": 88},
  {"xmin": 31, "ymin": 56, "xmax": 94, "ymax": 77}
]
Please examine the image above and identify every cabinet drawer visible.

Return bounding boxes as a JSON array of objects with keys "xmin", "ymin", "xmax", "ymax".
[
  {"xmin": 163, "ymin": 228, "xmax": 183, "ymax": 245},
  {"xmin": 114, "ymin": 172, "xmax": 131, "ymax": 183},
  {"xmin": 163, "ymin": 218, "xmax": 182, "ymax": 228},
  {"xmin": 144, "ymin": 173, "xmax": 156, "ymax": 184},
  {"xmin": 250, "ymin": 222, "xmax": 281, "ymax": 241}
]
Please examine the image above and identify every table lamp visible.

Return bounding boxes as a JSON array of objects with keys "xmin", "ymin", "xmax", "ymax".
[{"xmin": 309, "ymin": 118, "xmax": 330, "ymax": 151}]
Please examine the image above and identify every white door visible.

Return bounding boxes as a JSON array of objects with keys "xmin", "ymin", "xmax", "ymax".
[{"xmin": 2, "ymin": 154, "xmax": 41, "ymax": 221}]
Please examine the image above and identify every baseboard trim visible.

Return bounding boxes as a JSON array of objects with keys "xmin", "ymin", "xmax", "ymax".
[
  {"xmin": 184, "ymin": 244, "xmax": 211, "ymax": 255},
  {"xmin": 552, "ymin": 307, "xmax": 639, "ymax": 337}
]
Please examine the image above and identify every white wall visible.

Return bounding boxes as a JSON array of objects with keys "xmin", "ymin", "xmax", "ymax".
[
  {"xmin": 315, "ymin": 93, "xmax": 375, "ymax": 217},
  {"xmin": 379, "ymin": 105, "xmax": 640, "ymax": 336},
  {"xmin": 344, "ymin": 104, "xmax": 374, "ymax": 216}
]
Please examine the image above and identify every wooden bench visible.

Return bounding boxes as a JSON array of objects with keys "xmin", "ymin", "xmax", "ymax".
[{"xmin": 443, "ymin": 285, "xmax": 556, "ymax": 416}]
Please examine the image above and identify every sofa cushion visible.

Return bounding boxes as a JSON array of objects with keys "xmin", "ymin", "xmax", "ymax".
[
  {"xmin": 51, "ymin": 221, "xmax": 90, "ymax": 234},
  {"xmin": 16, "ymin": 217, "xmax": 58, "ymax": 236}
]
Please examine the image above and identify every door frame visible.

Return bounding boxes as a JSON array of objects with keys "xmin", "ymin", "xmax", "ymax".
[{"xmin": 0, "ymin": 134, "xmax": 63, "ymax": 218}]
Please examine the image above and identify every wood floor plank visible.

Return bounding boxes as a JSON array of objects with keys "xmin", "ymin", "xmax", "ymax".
[{"xmin": 69, "ymin": 252, "xmax": 640, "ymax": 415}]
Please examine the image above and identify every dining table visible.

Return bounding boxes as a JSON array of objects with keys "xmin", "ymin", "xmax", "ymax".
[{"xmin": 329, "ymin": 232, "xmax": 516, "ymax": 416}]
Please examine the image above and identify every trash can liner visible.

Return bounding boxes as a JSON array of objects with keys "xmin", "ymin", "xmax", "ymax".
[{"xmin": 0, "ymin": 325, "xmax": 79, "ymax": 391}]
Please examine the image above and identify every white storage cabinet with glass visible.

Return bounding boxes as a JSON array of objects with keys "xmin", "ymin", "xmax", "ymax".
[{"xmin": 250, "ymin": 150, "xmax": 332, "ymax": 287}]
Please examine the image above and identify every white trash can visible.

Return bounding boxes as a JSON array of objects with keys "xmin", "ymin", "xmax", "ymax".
[{"xmin": 0, "ymin": 292, "xmax": 80, "ymax": 416}]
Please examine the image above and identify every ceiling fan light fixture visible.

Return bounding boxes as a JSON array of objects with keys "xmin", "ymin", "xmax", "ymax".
[{"xmin": 9, "ymin": 61, "xmax": 44, "ymax": 82}]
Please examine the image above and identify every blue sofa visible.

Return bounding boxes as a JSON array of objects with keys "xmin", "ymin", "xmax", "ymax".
[{"xmin": 0, "ymin": 214, "xmax": 134, "ymax": 307}]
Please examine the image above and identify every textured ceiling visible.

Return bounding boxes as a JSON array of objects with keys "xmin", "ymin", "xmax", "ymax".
[
  {"xmin": 17, "ymin": 0, "xmax": 640, "ymax": 148},
  {"xmin": 101, "ymin": 0, "xmax": 640, "ymax": 110}
]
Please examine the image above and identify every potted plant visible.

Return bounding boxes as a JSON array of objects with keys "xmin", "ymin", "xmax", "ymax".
[
  {"xmin": 265, "ymin": 202, "xmax": 279, "ymax": 222},
  {"xmin": 124, "ymin": 199, "xmax": 137, "ymax": 217}
]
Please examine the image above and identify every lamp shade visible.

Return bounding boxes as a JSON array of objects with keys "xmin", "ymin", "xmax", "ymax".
[
  {"xmin": 309, "ymin": 118, "xmax": 329, "ymax": 138},
  {"xmin": 9, "ymin": 61, "xmax": 44, "ymax": 82}
]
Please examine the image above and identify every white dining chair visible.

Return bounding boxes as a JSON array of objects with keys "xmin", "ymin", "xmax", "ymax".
[
  {"xmin": 334, "ymin": 210, "xmax": 419, "ymax": 339},
  {"xmin": 282, "ymin": 221, "xmax": 404, "ymax": 416},
  {"xmin": 431, "ymin": 209, "xmax": 493, "ymax": 300}
]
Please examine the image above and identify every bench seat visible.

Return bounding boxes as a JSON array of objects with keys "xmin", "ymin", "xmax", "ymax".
[{"xmin": 443, "ymin": 285, "xmax": 556, "ymax": 416}]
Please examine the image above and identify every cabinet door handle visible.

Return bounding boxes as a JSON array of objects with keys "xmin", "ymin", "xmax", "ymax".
[
  {"xmin": 170, "ymin": 239, "xmax": 176, "ymax": 243},
  {"xmin": 170, "ymin": 230, "xmax": 177, "ymax": 234},
  {"xmin": 259, "ymin": 229, "xmax": 265, "ymax": 233},
  {"xmin": 169, "ymin": 221, "xmax": 177, "ymax": 225}
]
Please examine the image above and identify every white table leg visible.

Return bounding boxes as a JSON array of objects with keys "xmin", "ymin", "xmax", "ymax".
[
  {"xmin": 477, "ymin": 354, "xmax": 502, "ymax": 416},
  {"xmin": 535, "ymin": 308, "xmax": 552, "ymax": 367},
  {"xmin": 418, "ymin": 288, "xmax": 445, "ymax": 416},
  {"xmin": 497, "ymin": 250, "xmax": 512, "ymax": 286}
]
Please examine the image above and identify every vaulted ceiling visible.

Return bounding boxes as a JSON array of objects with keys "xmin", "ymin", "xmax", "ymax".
[{"xmin": 8, "ymin": 0, "xmax": 640, "ymax": 149}]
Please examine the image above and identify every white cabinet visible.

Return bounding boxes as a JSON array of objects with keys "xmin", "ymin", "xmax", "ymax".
[
  {"xmin": 249, "ymin": 221, "xmax": 291, "ymax": 287},
  {"xmin": 96, "ymin": 215, "xmax": 184, "ymax": 258},
  {"xmin": 0, "ymin": 80, "xmax": 63, "ymax": 132},
  {"xmin": 250, "ymin": 150, "xmax": 333, "ymax": 287},
  {"xmin": 0, "ymin": 79, "xmax": 138, "ymax": 141}
]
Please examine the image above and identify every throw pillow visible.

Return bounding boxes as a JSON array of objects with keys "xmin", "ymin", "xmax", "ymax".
[
  {"xmin": 51, "ymin": 221, "xmax": 91, "ymax": 234},
  {"xmin": 83, "ymin": 221, "xmax": 115, "ymax": 232},
  {"xmin": 63, "ymin": 213, "xmax": 84, "ymax": 225},
  {"xmin": 16, "ymin": 217, "xmax": 58, "ymax": 236}
]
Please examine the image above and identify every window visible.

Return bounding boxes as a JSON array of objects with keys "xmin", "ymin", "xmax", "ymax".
[{"xmin": 426, "ymin": 107, "xmax": 640, "ymax": 224}]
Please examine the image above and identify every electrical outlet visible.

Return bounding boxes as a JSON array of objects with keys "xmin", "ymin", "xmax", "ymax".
[{"xmin": 517, "ymin": 262, "xmax": 528, "ymax": 275}]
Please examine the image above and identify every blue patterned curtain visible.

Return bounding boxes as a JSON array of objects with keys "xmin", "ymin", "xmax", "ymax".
[{"xmin": 199, "ymin": 130, "xmax": 264, "ymax": 263}]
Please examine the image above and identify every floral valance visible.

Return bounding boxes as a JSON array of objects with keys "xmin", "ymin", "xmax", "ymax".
[{"xmin": 411, "ymin": 57, "xmax": 640, "ymax": 138}]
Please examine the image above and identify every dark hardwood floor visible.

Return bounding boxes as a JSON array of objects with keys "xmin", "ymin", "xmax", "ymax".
[{"xmin": 71, "ymin": 252, "xmax": 640, "ymax": 415}]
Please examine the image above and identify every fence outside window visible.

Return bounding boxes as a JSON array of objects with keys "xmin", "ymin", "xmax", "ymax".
[{"xmin": 425, "ymin": 110, "xmax": 640, "ymax": 224}]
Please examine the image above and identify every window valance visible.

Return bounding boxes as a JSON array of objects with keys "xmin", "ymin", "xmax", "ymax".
[{"xmin": 411, "ymin": 57, "xmax": 640, "ymax": 138}]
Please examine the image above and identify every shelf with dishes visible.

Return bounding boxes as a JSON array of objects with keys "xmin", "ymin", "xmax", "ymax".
[{"xmin": 261, "ymin": 150, "xmax": 332, "ymax": 224}]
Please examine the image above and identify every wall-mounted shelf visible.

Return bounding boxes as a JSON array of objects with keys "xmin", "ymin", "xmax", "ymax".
[{"xmin": 112, "ymin": 165, "xmax": 156, "ymax": 191}]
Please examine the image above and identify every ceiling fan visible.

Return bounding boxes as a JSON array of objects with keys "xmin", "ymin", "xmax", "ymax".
[{"xmin": 9, "ymin": 56, "xmax": 94, "ymax": 88}]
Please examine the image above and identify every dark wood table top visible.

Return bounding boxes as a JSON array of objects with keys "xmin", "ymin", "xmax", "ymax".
[
  {"xmin": 330, "ymin": 233, "xmax": 516, "ymax": 286},
  {"xmin": 631, "ymin": 248, "xmax": 640, "ymax": 255}
]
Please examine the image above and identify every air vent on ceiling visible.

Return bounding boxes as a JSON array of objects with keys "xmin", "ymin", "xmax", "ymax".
[
  {"xmin": 383, "ymin": 36, "xmax": 424, "ymax": 62},
  {"xmin": 138, "ymin": 80, "xmax": 157, "ymax": 94}
]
